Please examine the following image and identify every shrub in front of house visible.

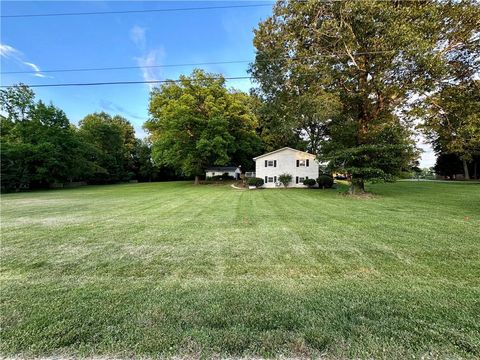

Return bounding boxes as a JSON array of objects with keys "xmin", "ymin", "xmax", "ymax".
[
  {"xmin": 303, "ymin": 178, "xmax": 316, "ymax": 188},
  {"xmin": 278, "ymin": 173, "xmax": 293, "ymax": 187},
  {"xmin": 247, "ymin": 177, "xmax": 264, "ymax": 188},
  {"xmin": 317, "ymin": 175, "xmax": 334, "ymax": 189},
  {"xmin": 210, "ymin": 173, "xmax": 234, "ymax": 181}
]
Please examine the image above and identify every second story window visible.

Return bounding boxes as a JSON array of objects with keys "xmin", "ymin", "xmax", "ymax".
[
  {"xmin": 265, "ymin": 160, "xmax": 277, "ymax": 167},
  {"xmin": 296, "ymin": 159, "xmax": 310, "ymax": 167}
]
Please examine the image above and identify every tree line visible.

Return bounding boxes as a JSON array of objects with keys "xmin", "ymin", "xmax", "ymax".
[
  {"xmin": 1, "ymin": 0, "xmax": 479, "ymax": 193},
  {"xmin": 0, "ymin": 85, "xmax": 173, "ymax": 191}
]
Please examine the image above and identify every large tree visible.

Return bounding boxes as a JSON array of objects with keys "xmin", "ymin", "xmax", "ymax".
[
  {"xmin": 145, "ymin": 69, "xmax": 261, "ymax": 184},
  {"xmin": 78, "ymin": 112, "xmax": 137, "ymax": 183},
  {"xmin": 1, "ymin": 85, "xmax": 93, "ymax": 190},
  {"xmin": 421, "ymin": 81, "xmax": 480, "ymax": 179},
  {"xmin": 415, "ymin": 2, "xmax": 480, "ymax": 180},
  {"xmin": 251, "ymin": 0, "xmax": 479, "ymax": 193}
]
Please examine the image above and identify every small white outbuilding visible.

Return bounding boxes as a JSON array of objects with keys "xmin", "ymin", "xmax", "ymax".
[{"xmin": 253, "ymin": 147, "xmax": 320, "ymax": 188}]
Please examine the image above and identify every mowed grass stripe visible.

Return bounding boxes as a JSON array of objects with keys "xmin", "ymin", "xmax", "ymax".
[{"xmin": 0, "ymin": 181, "xmax": 479, "ymax": 358}]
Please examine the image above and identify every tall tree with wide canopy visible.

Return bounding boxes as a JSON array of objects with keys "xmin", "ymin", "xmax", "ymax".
[
  {"xmin": 78, "ymin": 112, "xmax": 137, "ymax": 183},
  {"xmin": 251, "ymin": 0, "xmax": 479, "ymax": 193},
  {"xmin": 421, "ymin": 81, "xmax": 480, "ymax": 179},
  {"xmin": 145, "ymin": 69, "xmax": 261, "ymax": 184},
  {"xmin": 1, "ymin": 85, "xmax": 94, "ymax": 190}
]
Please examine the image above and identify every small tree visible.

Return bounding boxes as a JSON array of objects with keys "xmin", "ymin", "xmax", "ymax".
[
  {"xmin": 278, "ymin": 173, "xmax": 292, "ymax": 188},
  {"xmin": 317, "ymin": 175, "xmax": 334, "ymax": 189}
]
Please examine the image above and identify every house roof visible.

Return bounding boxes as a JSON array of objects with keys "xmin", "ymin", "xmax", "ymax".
[
  {"xmin": 252, "ymin": 147, "xmax": 317, "ymax": 160},
  {"xmin": 205, "ymin": 166, "xmax": 237, "ymax": 172}
]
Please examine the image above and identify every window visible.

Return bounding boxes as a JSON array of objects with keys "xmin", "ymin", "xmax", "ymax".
[
  {"xmin": 265, "ymin": 160, "xmax": 276, "ymax": 167},
  {"xmin": 296, "ymin": 159, "xmax": 310, "ymax": 167},
  {"xmin": 299, "ymin": 177, "xmax": 305, "ymax": 183},
  {"xmin": 268, "ymin": 177, "xmax": 274, "ymax": 183}
]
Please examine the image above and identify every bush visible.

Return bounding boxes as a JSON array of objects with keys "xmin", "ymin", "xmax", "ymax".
[
  {"xmin": 317, "ymin": 175, "xmax": 334, "ymax": 189},
  {"xmin": 303, "ymin": 178, "xmax": 316, "ymax": 187},
  {"xmin": 209, "ymin": 173, "xmax": 234, "ymax": 181},
  {"xmin": 247, "ymin": 177, "xmax": 264, "ymax": 187},
  {"xmin": 278, "ymin": 173, "xmax": 293, "ymax": 187}
]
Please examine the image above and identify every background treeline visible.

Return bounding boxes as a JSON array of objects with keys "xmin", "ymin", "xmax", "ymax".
[
  {"xmin": 2, "ymin": 0, "xmax": 479, "ymax": 192},
  {"xmin": 0, "ymin": 85, "xmax": 180, "ymax": 192}
]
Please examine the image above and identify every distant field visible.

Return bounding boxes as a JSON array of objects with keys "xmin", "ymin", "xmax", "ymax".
[{"xmin": 1, "ymin": 181, "xmax": 479, "ymax": 359}]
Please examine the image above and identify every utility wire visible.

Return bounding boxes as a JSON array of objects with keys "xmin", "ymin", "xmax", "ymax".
[
  {"xmin": 0, "ymin": 50, "xmax": 399, "ymax": 75},
  {"xmin": 1, "ymin": 60, "xmax": 252, "ymax": 75},
  {"xmin": 1, "ymin": 3, "xmax": 274, "ymax": 18},
  {"xmin": 0, "ymin": 76, "xmax": 253, "ymax": 88}
]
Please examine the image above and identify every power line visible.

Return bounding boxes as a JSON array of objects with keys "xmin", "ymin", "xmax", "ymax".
[
  {"xmin": 1, "ymin": 3, "xmax": 274, "ymax": 18},
  {"xmin": 0, "ymin": 76, "xmax": 253, "ymax": 89},
  {"xmin": 0, "ymin": 50, "xmax": 399, "ymax": 75},
  {"xmin": 1, "ymin": 60, "xmax": 252, "ymax": 75}
]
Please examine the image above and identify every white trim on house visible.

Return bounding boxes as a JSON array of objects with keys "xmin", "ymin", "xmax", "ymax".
[
  {"xmin": 253, "ymin": 147, "xmax": 320, "ymax": 188},
  {"xmin": 252, "ymin": 147, "xmax": 316, "ymax": 161}
]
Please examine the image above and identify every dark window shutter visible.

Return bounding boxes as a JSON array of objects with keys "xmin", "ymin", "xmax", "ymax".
[
  {"xmin": 306, "ymin": 176, "xmax": 308, "ymax": 179},
  {"xmin": 306, "ymin": 159, "xmax": 309, "ymax": 167},
  {"xmin": 264, "ymin": 176, "xmax": 267, "ymax": 183},
  {"xmin": 274, "ymin": 160, "xmax": 277, "ymax": 167},
  {"xmin": 265, "ymin": 160, "xmax": 267, "ymax": 167},
  {"xmin": 296, "ymin": 160, "xmax": 299, "ymax": 167},
  {"xmin": 296, "ymin": 176, "xmax": 299, "ymax": 184},
  {"xmin": 274, "ymin": 176, "xmax": 277, "ymax": 183}
]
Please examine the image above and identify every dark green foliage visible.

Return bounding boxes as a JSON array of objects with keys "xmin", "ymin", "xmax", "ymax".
[
  {"xmin": 208, "ymin": 173, "xmax": 235, "ymax": 181},
  {"xmin": 145, "ymin": 70, "xmax": 262, "ymax": 184},
  {"xmin": 78, "ymin": 112, "xmax": 137, "ymax": 183},
  {"xmin": 317, "ymin": 175, "xmax": 334, "ymax": 189},
  {"xmin": 1, "ymin": 86, "xmax": 96, "ymax": 190},
  {"xmin": 247, "ymin": 177, "xmax": 264, "ymax": 187},
  {"xmin": 0, "ymin": 85, "xmax": 163, "ymax": 191},
  {"xmin": 419, "ymin": 81, "xmax": 480, "ymax": 180},
  {"xmin": 278, "ymin": 173, "xmax": 292, "ymax": 187},
  {"xmin": 251, "ymin": 0, "xmax": 480, "ymax": 193},
  {"xmin": 303, "ymin": 178, "xmax": 316, "ymax": 188},
  {"xmin": 435, "ymin": 153, "xmax": 480, "ymax": 180}
]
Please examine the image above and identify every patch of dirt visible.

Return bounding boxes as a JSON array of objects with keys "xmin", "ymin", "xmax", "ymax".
[{"xmin": 341, "ymin": 192, "xmax": 379, "ymax": 200}]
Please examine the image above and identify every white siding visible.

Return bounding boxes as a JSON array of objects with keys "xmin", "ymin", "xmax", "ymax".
[
  {"xmin": 254, "ymin": 148, "xmax": 319, "ymax": 188},
  {"xmin": 206, "ymin": 170, "xmax": 236, "ymax": 178}
]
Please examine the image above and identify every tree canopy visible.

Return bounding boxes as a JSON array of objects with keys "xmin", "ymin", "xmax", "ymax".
[
  {"xmin": 251, "ymin": 0, "xmax": 480, "ymax": 192},
  {"xmin": 145, "ymin": 69, "xmax": 262, "ymax": 184},
  {"xmin": 0, "ymin": 84, "xmax": 167, "ymax": 191}
]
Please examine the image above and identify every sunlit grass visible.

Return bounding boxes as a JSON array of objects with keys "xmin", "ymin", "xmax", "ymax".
[{"xmin": 1, "ymin": 181, "xmax": 479, "ymax": 358}]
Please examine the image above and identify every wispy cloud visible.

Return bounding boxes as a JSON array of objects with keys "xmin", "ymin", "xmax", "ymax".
[
  {"xmin": 0, "ymin": 43, "xmax": 48, "ymax": 78},
  {"xmin": 134, "ymin": 48, "xmax": 165, "ymax": 87},
  {"xmin": 129, "ymin": 25, "xmax": 147, "ymax": 50},
  {"xmin": 23, "ymin": 62, "xmax": 46, "ymax": 78},
  {"xmin": 129, "ymin": 26, "xmax": 165, "ymax": 89},
  {"xmin": 0, "ymin": 44, "xmax": 22, "ymax": 58}
]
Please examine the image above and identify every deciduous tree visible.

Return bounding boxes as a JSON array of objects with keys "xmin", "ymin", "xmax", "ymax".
[
  {"xmin": 251, "ymin": 0, "xmax": 479, "ymax": 193},
  {"xmin": 145, "ymin": 69, "xmax": 261, "ymax": 184}
]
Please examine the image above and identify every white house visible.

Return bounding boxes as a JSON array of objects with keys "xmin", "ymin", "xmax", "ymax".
[
  {"xmin": 205, "ymin": 166, "xmax": 237, "ymax": 178},
  {"xmin": 253, "ymin": 147, "xmax": 319, "ymax": 188}
]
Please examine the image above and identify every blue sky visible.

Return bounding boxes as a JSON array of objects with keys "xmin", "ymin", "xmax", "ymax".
[{"xmin": 0, "ymin": 0, "xmax": 435, "ymax": 167}]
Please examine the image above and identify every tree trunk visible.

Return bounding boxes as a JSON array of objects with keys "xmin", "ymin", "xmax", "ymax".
[
  {"xmin": 462, "ymin": 159, "xmax": 470, "ymax": 180},
  {"xmin": 194, "ymin": 175, "xmax": 200, "ymax": 185},
  {"xmin": 473, "ymin": 161, "xmax": 477, "ymax": 180},
  {"xmin": 349, "ymin": 178, "xmax": 365, "ymax": 194}
]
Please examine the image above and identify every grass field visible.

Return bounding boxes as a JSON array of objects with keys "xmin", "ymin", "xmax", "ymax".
[{"xmin": 1, "ymin": 181, "xmax": 479, "ymax": 359}]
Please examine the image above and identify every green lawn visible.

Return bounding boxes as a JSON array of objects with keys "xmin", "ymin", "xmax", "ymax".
[{"xmin": 1, "ymin": 181, "xmax": 479, "ymax": 359}]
